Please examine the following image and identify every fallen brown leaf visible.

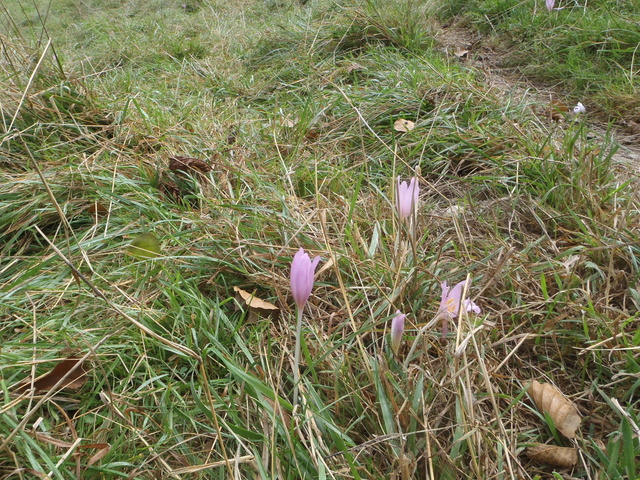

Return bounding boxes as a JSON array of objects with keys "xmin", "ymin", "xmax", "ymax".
[
  {"xmin": 234, "ymin": 286, "xmax": 279, "ymax": 313},
  {"xmin": 86, "ymin": 202, "xmax": 108, "ymax": 220},
  {"xmin": 453, "ymin": 46, "xmax": 469, "ymax": 58},
  {"xmin": 628, "ymin": 120, "xmax": 640, "ymax": 136},
  {"xmin": 394, "ymin": 119, "xmax": 415, "ymax": 132},
  {"xmin": 527, "ymin": 444, "xmax": 578, "ymax": 468},
  {"xmin": 548, "ymin": 99, "xmax": 570, "ymax": 121},
  {"xmin": 168, "ymin": 156, "xmax": 212, "ymax": 174},
  {"xmin": 81, "ymin": 443, "xmax": 110, "ymax": 466},
  {"xmin": 527, "ymin": 380, "xmax": 581, "ymax": 438},
  {"xmin": 14, "ymin": 357, "xmax": 88, "ymax": 394}
]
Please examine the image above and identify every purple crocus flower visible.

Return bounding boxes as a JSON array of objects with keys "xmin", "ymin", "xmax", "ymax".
[
  {"xmin": 439, "ymin": 280, "xmax": 481, "ymax": 337},
  {"xmin": 390, "ymin": 311, "xmax": 406, "ymax": 355},
  {"xmin": 290, "ymin": 248, "xmax": 321, "ymax": 310},
  {"xmin": 546, "ymin": 0, "xmax": 555, "ymax": 11},
  {"xmin": 291, "ymin": 248, "xmax": 321, "ymax": 404},
  {"xmin": 396, "ymin": 176, "xmax": 419, "ymax": 220}
]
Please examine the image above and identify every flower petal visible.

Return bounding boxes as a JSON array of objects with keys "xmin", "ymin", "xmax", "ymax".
[
  {"xmin": 396, "ymin": 176, "xmax": 419, "ymax": 220},
  {"xmin": 463, "ymin": 298, "xmax": 481, "ymax": 314},
  {"xmin": 447, "ymin": 281, "xmax": 466, "ymax": 316},
  {"xmin": 572, "ymin": 102, "xmax": 586, "ymax": 114},
  {"xmin": 390, "ymin": 311, "xmax": 406, "ymax": 355},
  {"xmin": 291, "ymin": 248, "xmax": 320, "ymax": 310}
]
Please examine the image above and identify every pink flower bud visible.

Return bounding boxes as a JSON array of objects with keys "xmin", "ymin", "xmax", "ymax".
[
  {"xmin": 396, "ymin": 177, "xmax": 419, "ymax": 220},
  {"xmin": 390, "ymin": 311, "xmax": 406, "ymax": 355},
  {"xmin": 290, "ymin": 248, "xmax": 321, "ymax": 310}
]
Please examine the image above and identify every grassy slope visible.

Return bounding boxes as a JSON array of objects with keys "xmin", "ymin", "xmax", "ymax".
[
  {"xmin": 1, "ymin": 0, "xmax": 639, "ymax": 479},
  {"xmin": 439, "ymin": 0, "xmax": 640, "ymax": 120}
]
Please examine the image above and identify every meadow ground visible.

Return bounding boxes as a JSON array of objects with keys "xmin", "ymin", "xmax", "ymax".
[{"xmin": 1, "ymin": 0, "xmax": 639, "ymax": 478}]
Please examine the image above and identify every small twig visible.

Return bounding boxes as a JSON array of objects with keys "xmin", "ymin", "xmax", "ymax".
[
  {"xmin": 6, "ymin": 39, "xmax": 51, "ymax": 135},
  {"xmin": 20, "ymin": 136, "xmax": 79, "ymax": 282}
]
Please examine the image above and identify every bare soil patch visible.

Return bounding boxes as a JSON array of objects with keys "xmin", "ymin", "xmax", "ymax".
[{"xmin": 435, "ymin": 22, "xmax": 640, "ymax": 170}]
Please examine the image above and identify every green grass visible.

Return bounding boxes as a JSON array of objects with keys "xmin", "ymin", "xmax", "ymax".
[
  {"xmin": 439, "ymin": 0, "xmax": 640, "ymax": 119},
  {"xmin": 1, "ymin": 0, "xmax": 640, "ymax": 478}
]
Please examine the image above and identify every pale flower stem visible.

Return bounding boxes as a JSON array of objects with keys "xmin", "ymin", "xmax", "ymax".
[
  {"xmin": 393, "ymin": 222, "xmax": 404, "ymax": 269},
  {"xmin": 293, "ymin": 306, "xmax": 304, "ymax": 405},
  {"xmin": 410, "ymin": 216, "xmax": 417, "ymax": 269}
]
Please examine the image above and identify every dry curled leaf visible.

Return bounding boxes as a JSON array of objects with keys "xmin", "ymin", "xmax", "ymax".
[
  {"xmin": 233, "ymin": 287, "xmax": 279, "ymax": 316},
  {"xmin": 86, "ymin": 202, "xmax": 108, "ymax": 220},
  {"xmin": 158, "ymin": 178, "xmax": 183, "ymax": 202},
  {"xmin": 627, "ymin": 120, "xmax": 640, "ymax": 136},
  {"xmin": 454, "ymin": 46, "xmax": 469, "ymax": 58},
  {"xmin": 527, "ymin": 444, "xmax": 578, "ymax": 468},
  {"xmin": 234, "ymin": 286, "xmax": 279, "ymax": 323},
  {"xmin": 394, "ymin": 119, "xmax": 415, "ymax": 132},
  {"xmin": 14, "ymin": 357, "xmax": 87, "ymax": 394},
  {"xmin": 82, "ymin": 443, "xmax": 111, "ymax": 466},
  {"xmin": 168, "ymin": 156, "xmax": 212, "ymax": 174},
  {"xmin": 548, "ymin": 99, "xmax": 570, "ymax": 121},
  {"xmin": 528, "ymin": 380, "xmax": 581, "ymax": 438},
  {"xmin": 234, "ymin": 286, "xmax": 279, "ymax": 312}
]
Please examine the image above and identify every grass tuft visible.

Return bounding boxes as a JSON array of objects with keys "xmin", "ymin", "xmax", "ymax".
[{"xmin": 1, "ymin": 0, "xmax": 639, "ymax": 478}]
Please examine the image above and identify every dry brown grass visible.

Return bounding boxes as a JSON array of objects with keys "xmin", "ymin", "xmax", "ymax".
[{"xmin": 1, "ymin": 0, "xmax": 639, "ymax": 478}]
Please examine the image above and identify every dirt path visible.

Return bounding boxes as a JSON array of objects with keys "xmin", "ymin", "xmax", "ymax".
[{"xmin": 435, "ymin": 24, "xmax": 640, "ymax": 171}]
